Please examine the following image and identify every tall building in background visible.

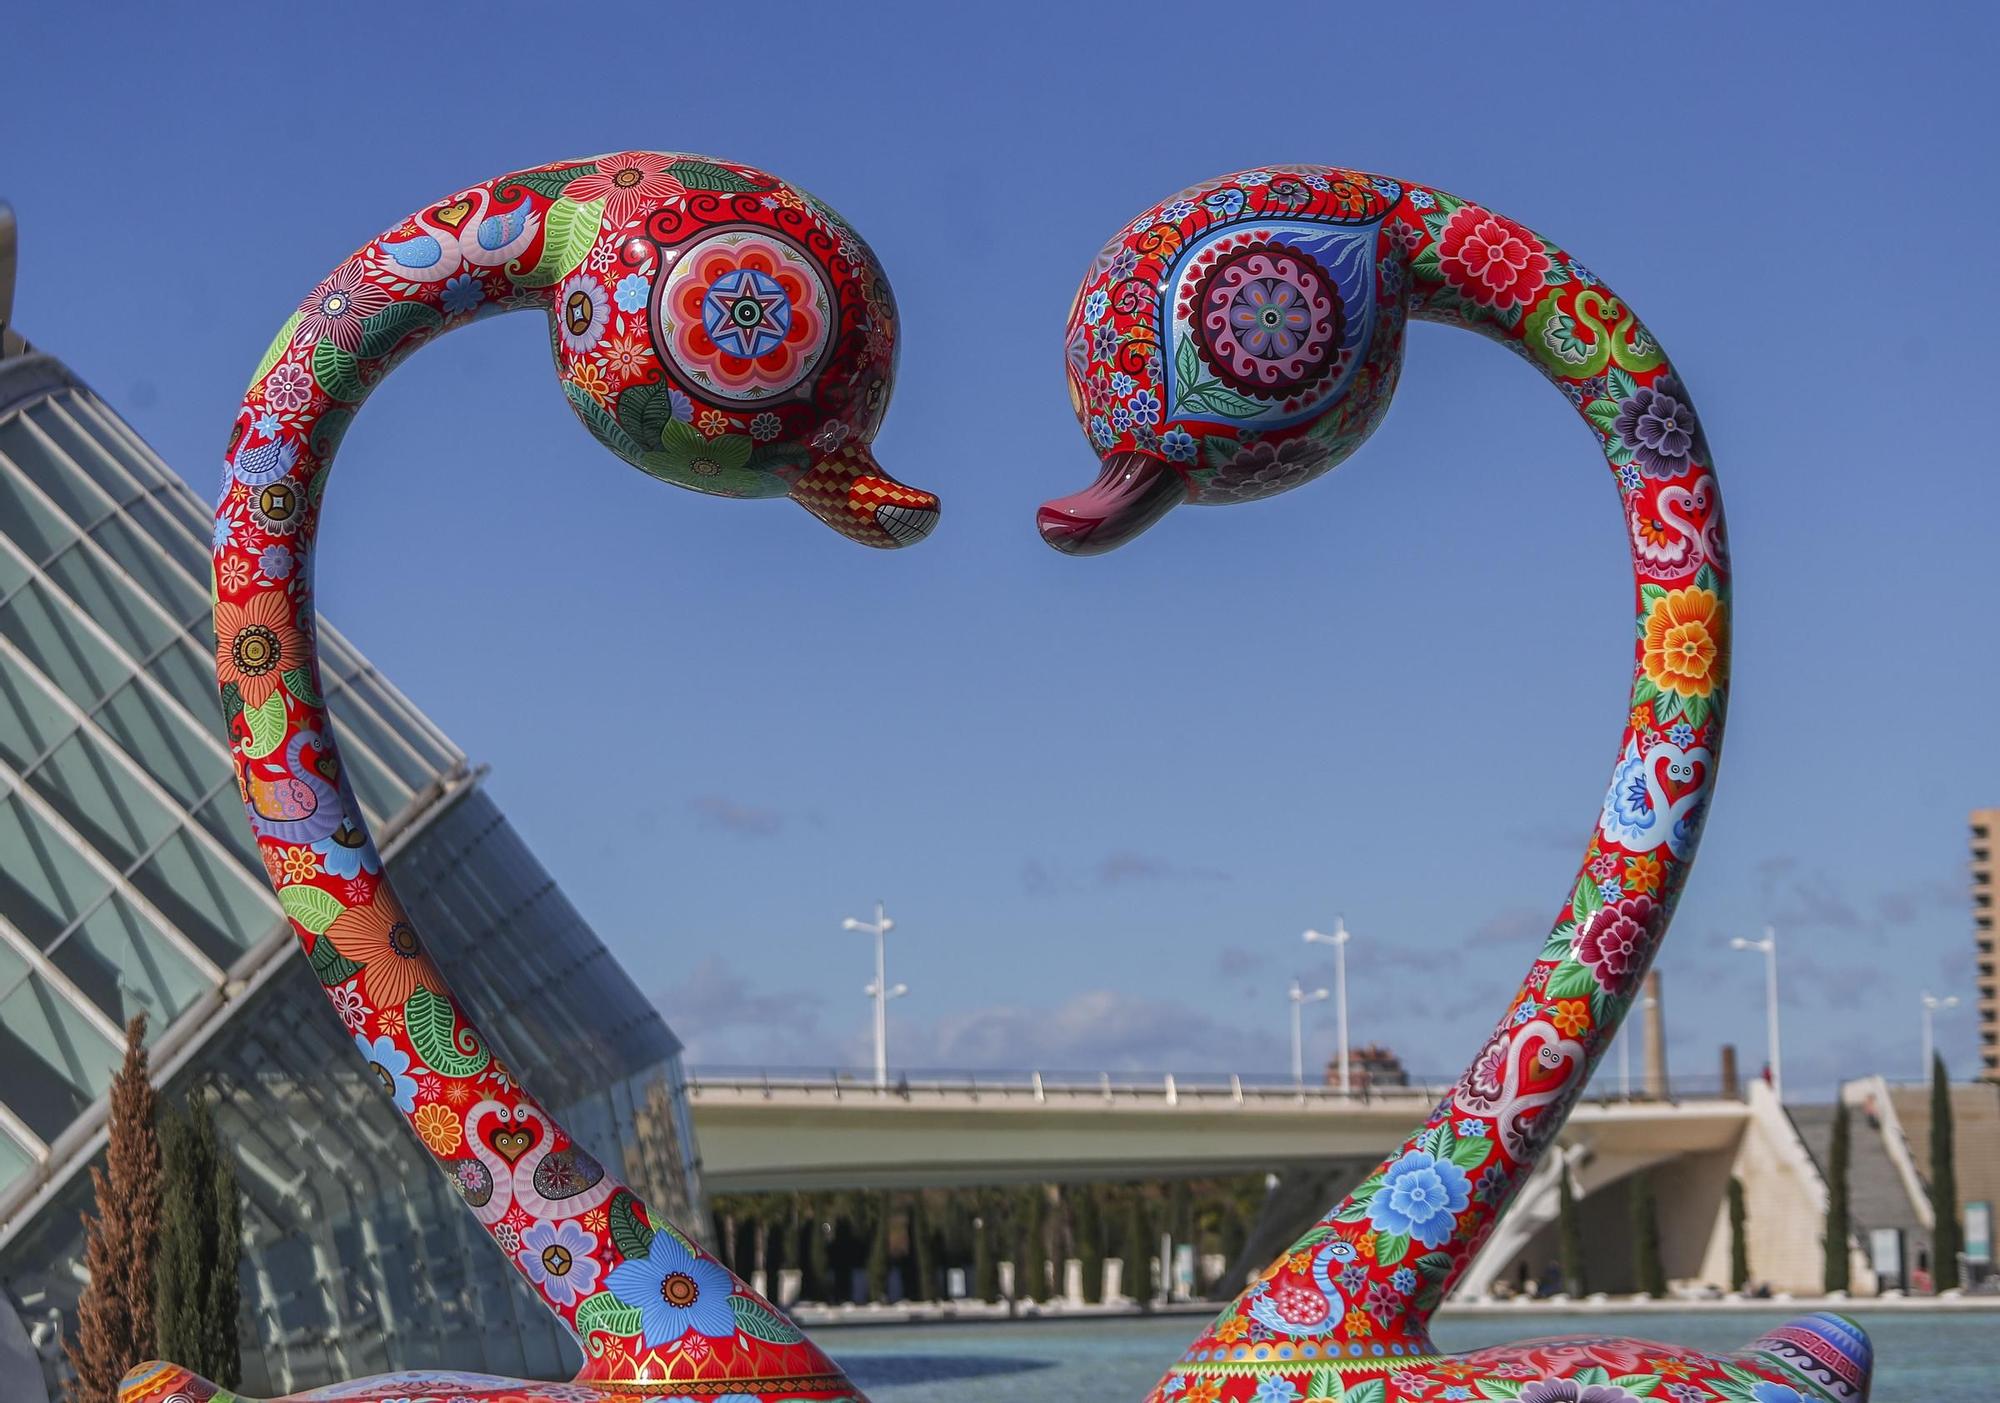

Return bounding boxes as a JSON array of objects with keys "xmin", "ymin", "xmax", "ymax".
[
  {"xmin": 1975, "ymin": 808, "xmax": 1998, "ymax": 1081},
  {"xmin": 0, "ymin": 207, "xmax": 703, "ymax": 1396}
]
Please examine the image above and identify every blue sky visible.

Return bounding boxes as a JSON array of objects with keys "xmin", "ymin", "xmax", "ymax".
[{"xmin": 4, "ymin": 5, "xmax": 1994, "ymax": 1098}]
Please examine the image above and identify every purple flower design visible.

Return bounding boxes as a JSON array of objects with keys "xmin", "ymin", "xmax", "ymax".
[
  {"xmin": 518, "ymin": 1218, "xmax": 603, "ymax": 1307},
  {"xmin": 294, "ymin": 263, "xmax": 392, "ymax": 355},
  {"xmin": 1613, "ymin": 374, "xmax": 1704, "ymax": 477},
  {"xmin": 1518, "ymin": 1382, "xmax": 1644, "ymax": 1403},
  {"xmin": 1363, "ymin": 1280, "xmax": 1402, "ymax": 1325},
  {"xmin": 1200, "ymin": 435, "xmax": 1331, "ymax": 503}
]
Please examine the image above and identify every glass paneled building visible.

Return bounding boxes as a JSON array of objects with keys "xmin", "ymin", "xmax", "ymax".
[{"xmin": 0, "ymin": 212, "xmax": 703, "ymax": 1397}]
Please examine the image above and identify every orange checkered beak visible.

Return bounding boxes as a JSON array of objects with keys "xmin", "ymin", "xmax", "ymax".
[{"xmin": 788, "ymin": 443, "xmax": 939, "ymax": 548}]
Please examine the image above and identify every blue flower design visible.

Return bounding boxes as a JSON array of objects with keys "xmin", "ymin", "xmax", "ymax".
[
  {"xmin": 1253, "ymin": 1379, "xmax": 1299, "ymax": 1403},
  {"xmin": 1110, "ymin": 372, "xmax": 1135, "ymax": 396},
  {"xmin": 1132, "ymin": 425, "xmax": 1162, "ymax": 453},
  {"xmin": 1090, "ymin": 416, "xmax": 1114, "ymax": 450},
  {"xmin": 1409, "ymin": 189, "xmax": 1436, "ymax": 210},
  {"xmin": 1203, "ymin": 189, "xmax": 1248, "ymax": 218},
  {"xmin": 1239, "ymin": 171, "xmax": 1272, "ymax": 187},
  {"xmin": 253, "ymin": 412, "xmax": 281, "ymax": 437},
  {"xmin": 1669, "ymin": 723, "xmax": 1697, "ymax": 748},
  {"xmin": 1129, "ymin": 389, "xmax": 1162, "ymax": 424},
  {"xmin": 614, "ymin": 273, "xmax": 651, "ymax": 314},
  {"xmin": 1091, "ymin": 324, "xmax": 1120, "ymax": 362},
  {"xmin": 213, "ymin": 515, "xmax": 236, "ymax": 550},
  {"xmin": 1750, "ymin": 1385, "xmax": 1807, "ymax": 1403},
  {"xmin": 1366, "ymin": 1149, "xmax": 1470, "ymax": 1248},
  {"xmin": 355, "ymin": 1033, "xmax": 418, "ymax": 1113},
  {"xmin": 1337, "ymin": 1263, "xmax": 1368, "ymax": 1294},
  {"xmin": 1370, "ymin": 175, "xmax": 1401, "ymax": 196},
  {"xmin": 1598, "ymin": 878, "xmax": 1623, "ymax": 903},
  {"xmin": 1305, "ymin": 175, "xmax": 1330, "ymax": 191},
  {"xmin": 1511, "ymin": 1000, "xmax": 1540, "ymax": 1026},
  {"xmin": 258, "ymin": 544, "xmax": 294, "ymax": 581},
  {"xmin": 1458, "ymin": 1118, "xmax": 1489, "ymax": 1139},
  {"xmin": 1474, "ymin": 1162, "xmax": 1509, "ymax": 1204},
  {"xmin": 1084, "ymin": 289, "xmax": 1110, "ymax": 323},
  {"xmin": 1162, "ymin": 199, "xmax": 1196, "ymax": 221},
  {"xmin": 1618, "ymin": 464, "xmax": 1643, "ymax": 492},
  {"xmin": 669, "ymin": 389, "xmax": 694, "ymax": 423},
  {"xmin": 1110, "ymin": 248, "xmax": 1139, "ymax": 280},
  {"xmin": 313, "ymin": 828, "xmax": 381, "ymax": 880},
  {"xmin": 1443, "ymin": 1389, "xmax": 1471, "ymax": 1401},
  {"xmin": 1161, "ymin": 428, "xmax": 1197, "ymax": 463},
  {"xmin": 1389, "ymin": 1266, "xmax": 1417, "ymax": 1294},
  {"xmin": 442, "ymin": 273, "xmax": 485, "ymax": 316},
  {"xmin": 604, "ymin": 1230, "xmax": 739, "ymax": 1347},
  {"xmin": 1111, "ymin": 405, "xmax": 1134, "ymax": 433}
]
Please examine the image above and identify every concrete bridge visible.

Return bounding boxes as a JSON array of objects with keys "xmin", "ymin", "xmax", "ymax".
[{"xmin": 683, "ymin": 1067, "xmax": 1835, "ymax": 1295}]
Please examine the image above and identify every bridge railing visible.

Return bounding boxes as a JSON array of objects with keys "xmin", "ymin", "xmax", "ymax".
[{"xmin": 683, "ymin": 1065, "xmax": 1739, "ymax": 1108}]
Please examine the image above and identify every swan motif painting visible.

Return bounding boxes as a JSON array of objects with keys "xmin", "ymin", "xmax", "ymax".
[
  {"xmin": 1040, "ymin": 168, "xmax": 1871, "ymax": 1403},
  {"xmin": 124, "ymin": 152, "xmax": 936, "ymax": 1403}
]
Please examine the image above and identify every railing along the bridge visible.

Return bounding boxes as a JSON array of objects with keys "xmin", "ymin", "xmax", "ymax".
[{"xmin": 683, "ymin": 1066, "xmax": 1739, "ymax": 1108}]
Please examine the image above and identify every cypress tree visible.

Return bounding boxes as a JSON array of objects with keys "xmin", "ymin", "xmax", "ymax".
[
  {"xmin": 156, "ymin": 1091, "xmax": 241, "ymax": 1387},
  {"xmin": 1121, "ymin": 1192, "xmax": 1153, "ymax": 1306},
  {"xmin": 1931, "ymin": 1054, "xmax": 1961, "ymax": 1291},
  {"xmin": 1075, "ymin": 1186, "xmax": 1104, "ymax": 1304},
  {"xmin": 67, "ymin": 1014, "xmax": 160, "ymax": 1403},
  {"xmin": 866, "ymin": 1193, "xmax": 891, "ymax": 1302},
  {"xmin": 1825, "ymin": 1101, "xmax": 1851, "ymax": 1293},
  {"xmin": 806, "ymin": 1199, "xmax": 832, "ymax": 1303},
  {"xmin": 973, "ymin": 1200, "xmax": 999, "ymax": 1303},
  {"xmin": 1727, "ymin": 1175, "xmax": 1750, "ymax": 1292},
  {"xmin": 1019, "ymin": 1189, "xmax": 1048, "ymax": 1302},
  {"xmin": 1629, "ymin": 1171, "xmax": 1665, "ymax": 1298},
  {"xmin": 1557, "ymin": 1169, "xmax": 1585, "ymax": 1296}
]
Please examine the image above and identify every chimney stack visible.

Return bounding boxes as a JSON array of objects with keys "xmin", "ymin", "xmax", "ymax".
[
  {"xmin": 1720, "ymin": 1042, "xmax": 1739, "ymax": 1100},
  {"xmin": 1642, "ymin": 970, "xmax": 1669, "ymax": 1098}
]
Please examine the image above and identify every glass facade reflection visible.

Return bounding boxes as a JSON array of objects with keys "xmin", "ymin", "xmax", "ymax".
[{"xmin": 0, "ymin": 343, "xmax": 702, "ymax": 1396}]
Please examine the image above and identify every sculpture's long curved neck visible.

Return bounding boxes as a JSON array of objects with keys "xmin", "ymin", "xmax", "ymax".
[
  {"xmin": 212, "ymin": 164, "xmax": 849, "ymax": 1388},
  {"xmin": 1184, "ymin": 185, "xmax": 1729, "ymax": 1364}
]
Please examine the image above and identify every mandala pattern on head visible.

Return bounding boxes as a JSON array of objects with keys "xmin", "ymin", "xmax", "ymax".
[{"xmin": 655, "ymin": 228, "xmax": 832, "ymax": 402}]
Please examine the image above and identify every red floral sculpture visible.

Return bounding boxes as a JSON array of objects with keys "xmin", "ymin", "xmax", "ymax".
[
  {"xmin": 1042, "ymin": 167, "xmax": 1871, "ymax": 1403},
  {"xmin": 128, "ymin": 152, "xmax": 936, "ymax": 1403}
]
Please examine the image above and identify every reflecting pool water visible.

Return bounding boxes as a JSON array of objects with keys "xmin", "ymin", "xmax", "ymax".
[{"xmin": 820, "ymin": 1310, "xmax": 1995, "ymax": 1403}]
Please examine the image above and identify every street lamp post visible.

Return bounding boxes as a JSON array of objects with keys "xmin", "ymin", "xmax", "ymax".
[
  {"xmin": 1729, "ymin": 926, "xmax": 1782, "ymax": 1103},
  {"xmin": 1920, "ymin": 992, "xmax": 1960, "ymax": 1078},
  {"xmin": 1288, "ymin": 979, "xmax": 1330, "ymax": 1090},
  {"xmin": 1304, "ymin": 920, "xmax": 1352, "ymax": 1093},
  {"xmin": 841, "ymin": 901, "xmax": 907, "ymax": 1091}
]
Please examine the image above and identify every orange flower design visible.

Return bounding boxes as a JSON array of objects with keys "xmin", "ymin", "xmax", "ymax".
[
  {"xmin": 279, "ymin": 846, "xmax": 321, "ymax": 883},
  {"xmin": 1211, "ymin": 1316, "xmax": 1251, "ymax": 1344},
  {"xmin": 1342, "ymin": 1308, "xmax": 1373, "ymax": 1338},
  {"xmin": 1641, "ymin": 586, "xmax": 1724, "ymax": 698},
  {"xmin": 1625, "ymin": 852, "xmax": 1664, "ymax": 894},
  {"xmin": 323, "ymin": 888, "xmax": 447, "ymax": 1010},
  {"xmin": 215, "ymin": 590, "xmax": 305, "ymax": 707},
  {"xmin": 413, "ymin": 1102, "xmax": 463, "ymax": 1155},
  {"xmin": 1549, "ymin": 999, "xmax": 1590, "ymax": 1037},
  {"xmin": 1184, "ymin": 1378, "xmax": 1222, "ymax": 1403}
]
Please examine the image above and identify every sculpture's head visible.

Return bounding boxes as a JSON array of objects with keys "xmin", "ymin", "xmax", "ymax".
[
  {"xmin": 1038, "ymin": 166, "xmax": 1411, "ymax": 554},
  {"xmin": 528, "ymin": 152, "xmax": 937, "ymax": 547}
]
